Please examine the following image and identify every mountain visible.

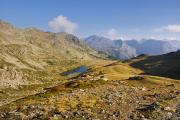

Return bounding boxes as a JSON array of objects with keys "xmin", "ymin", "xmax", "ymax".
[
  {"xmin": 0, "ymin": 20, "xmax": 100, "ymax": 89},
  {"xmin": 85, "ymin": 35, "xmax": 137, "ymax": 59},
  {"xmin": 168, "ymin": 40, "xmax": 180, "ymax": 50},
  {"xmin": 125, "ymin": 39, "xmax": 180, "ymax": 55},
  {"xmin": 85, "ymin": 35, "xmax": 180, "ymax": 59},
  {"xmin": 127, "ymin": 50, "xmax": 180, "ymax": 79}
]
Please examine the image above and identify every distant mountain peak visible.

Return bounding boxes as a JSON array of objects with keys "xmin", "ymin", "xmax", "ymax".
[
  {"xmin": 86, "ymin": 35, "xmax": 111, "ymax": 40},
  {"xmin": 85, "ymin": 35, "xmax": 137, "ymax": 59}
]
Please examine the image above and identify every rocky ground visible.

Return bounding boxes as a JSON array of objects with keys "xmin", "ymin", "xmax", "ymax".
[{"xmin": 0, "ymin": 69, "xmax": 180, "ymax": 120}]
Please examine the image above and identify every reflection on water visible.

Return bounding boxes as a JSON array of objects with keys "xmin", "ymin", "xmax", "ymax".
[{"xmin": 61, "ymin": 66, "xmax": 88, "ymax": 76}]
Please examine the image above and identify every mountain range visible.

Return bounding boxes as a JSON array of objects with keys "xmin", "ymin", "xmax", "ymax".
[
  {"xmin": 85, "ymin": 35, "xmax": 137, "ymax": 59},
  {"xmin": 85, "ymin": 35, "xmax": 180, "ymax": 59}
]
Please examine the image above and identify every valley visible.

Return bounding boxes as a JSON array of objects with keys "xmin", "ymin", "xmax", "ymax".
[
  {"xmin": 0, "ymin": 60, "xmax": 179, "ymax": 120},
  {"xmin": 0, "ymin": 20, "xmax": 180, "ymax": 120}
]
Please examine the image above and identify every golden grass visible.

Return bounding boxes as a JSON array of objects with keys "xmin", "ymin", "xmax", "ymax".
[{"xmin": 89, "ymin": 61, "xmax": 142, "ymax": 80}]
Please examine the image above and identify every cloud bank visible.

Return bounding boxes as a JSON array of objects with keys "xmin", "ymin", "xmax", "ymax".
[
  {"xmin": 102, "ymin": 28, "xmax": 122, "ymax": 40},
  {"xmin": 154, "ymin": 24, "xmax": 180, "ymax": 33},
  {"xmin": 49, "ymin": 15, "xmax": 78, "ymax": 33}
]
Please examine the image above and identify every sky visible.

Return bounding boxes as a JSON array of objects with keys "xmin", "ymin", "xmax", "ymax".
[{"xmin": 0, "ymin": 0, "xmax": 180, "ymax": 40}]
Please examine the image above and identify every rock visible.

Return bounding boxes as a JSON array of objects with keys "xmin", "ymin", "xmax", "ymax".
[
  {"xmin": 113, "ymin": 111, "xmax": 120, "ymax": 117},
  {"xmin": 0, "ymin": 112, "xmax": 6, "ymax": 118},
  {"xmin": 86, "ymin": 75, "xmax": 91, "ymax": 78},
  {"xmin": 65, "ymin": 115, "xmax": 68, "ymax": 118},
  {"xmin": 99, "ymin": 71, "xmax": 104, "ymax": 75},
  {"xmin": 128, "ymin": 76, "xmax": 144, "ymax": 80},
  {"xmin": 3, "ymin": 66, "xmax": 8, "ymax": 70},
  {"xmin": 167, "ymin": 112, "xmax": 173, "ymax": 117},
  {"xmin": 164, "ymin": 94, "xmax": 177, "ymax": 100},
  {"xmin": 0, "ymin": 66, "xmax": 27, "ymax": 89},
  {"xmin": 101, "ymin": 110, "xmax": 105, "ymax": 114},
  {"xmin": 175, "ymin": 91, "xmax": 180, "ymax": 95},
  {"xmin": 136, "ymin": 102, "xmax": 159, "ymax": 112},
  {"xmin": 73, "ymin": 111, "xmax": 80, "ymax": 116},
  {"xmin": 166, "ymin": 84, "xmax": 175, "ymax": 87},
  {"xmin": 175, "ymin": 104, "xmax": 180, "ymax": 118},
  {"xmin": 141, "ymin": 87, "xmax": 146, "ymax": 91},
  {"xmin": 164, "ymin": 107, "xmax": 171, "ymax": 111},
  {"xmin": 79, "ymin": 89, "xmax": 85, "ymax": 92},
  {"xmin": 100, "ymin": 75, "xmax": 104, "ymax": 78},
  {"xmin": 52, "ymin": 115, "xmax": 59, "ymax": 120},
  {"xmin": 102, "ymin": 78, "xmax": 108, "ymax": 81},
  {"xmin": 118, "ymin": 81, "xmax": 126, "ymax": 84},
  {"xmin": 81, "ymin": 74, "xmax": 87, "ymax": 77}
]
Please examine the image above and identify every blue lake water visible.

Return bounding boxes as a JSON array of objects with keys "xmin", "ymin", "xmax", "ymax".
[{"xmin": 61, "ymin": 66, "xmax": 88, "ymax": 76}]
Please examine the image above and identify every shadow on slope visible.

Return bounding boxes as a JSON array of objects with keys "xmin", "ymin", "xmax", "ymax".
[{"xmin": 127, "ymin": 51, "xmax": 180, "ymax": 80}]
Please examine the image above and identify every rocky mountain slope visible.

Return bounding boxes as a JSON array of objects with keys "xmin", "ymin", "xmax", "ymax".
[
  {"xmin": 0, "ymin": 20, "xmax": 103, "ymax": 106},
  {"xmin": 85, "ymin": 35, "xmax": 137, "ymax": 60},
  {"xmin": 0, "ymin": 20, "xmax": 100, "ymax": 84},
  {"xmin": 0, "ymin": 20, "xmax": 99, "ymax": 64}
]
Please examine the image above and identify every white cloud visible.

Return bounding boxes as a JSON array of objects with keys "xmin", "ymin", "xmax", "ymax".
[
  {"xmin": 154, "ymin": 24, "xmax": 180, "ymax": 33},
  {"xmin": 102, "ymin": 28, "xmax": 122, "ymax": 40},
  {"xmin": 100, "ymin": 28, "xmax": 179, "ymax": 40},
  {"xmin": 48, "ymin": 15, "xmax": 78, "ymax": 33},
  {"xmin": 143, "ymin": 36, "xmax": 177, "ymax": 40}
]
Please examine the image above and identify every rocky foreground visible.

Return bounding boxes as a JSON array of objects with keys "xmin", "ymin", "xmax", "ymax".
[{"xmin": 0, "ymin": 70, "xmax": 180, "ymax": 120}]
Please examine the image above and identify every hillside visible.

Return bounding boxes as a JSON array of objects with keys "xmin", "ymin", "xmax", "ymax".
[
  {"xmin": 0, "ymin": 20, "xmax": 99, "ymax": 72},
  {"xmin": 127, "ymin": 50, "xmax": 180, "ymax": 80},
  {"xmin": 0, "ymin": 59, "xmax": 180, "ymax": 120},
  {"xmin": 0, "ymin": 20, "xmax": 99, "ymax": 63},
  {"xmin": 0, "ymin": 20, "xmax": 102, "ymax": 105}
]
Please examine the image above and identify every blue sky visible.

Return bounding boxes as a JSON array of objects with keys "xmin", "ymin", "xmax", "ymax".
[{"xmin": 0, "ymin": 0, "xmax": 180, "ymax": 40}]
